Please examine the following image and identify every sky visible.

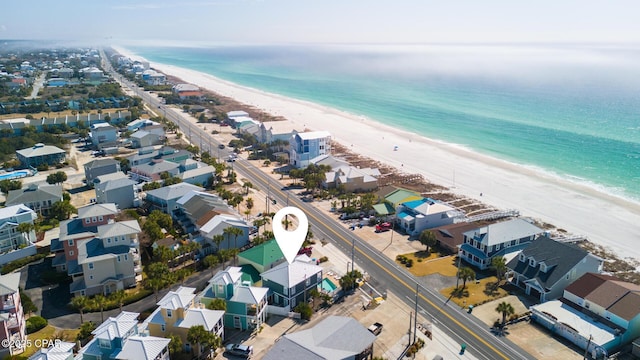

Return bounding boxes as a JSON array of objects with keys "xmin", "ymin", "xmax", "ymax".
[{"xmin": 2, "ymin": 0, "xmax": 640, "ymax": 45}]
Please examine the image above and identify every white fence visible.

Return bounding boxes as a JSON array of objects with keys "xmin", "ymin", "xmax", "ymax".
[{"xmin": 266, "ymin": 305, "xmax": 300, "ymax": 319}]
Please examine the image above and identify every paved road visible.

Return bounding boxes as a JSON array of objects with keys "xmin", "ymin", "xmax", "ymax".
[{"xmin": 101, "ymin": 51, "xmax": 534, "ymax": 359}]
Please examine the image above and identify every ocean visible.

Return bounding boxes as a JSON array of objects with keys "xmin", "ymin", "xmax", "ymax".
[{"xmin": 129, "ymin": 44, "xmax": 640, "ymax": 201}]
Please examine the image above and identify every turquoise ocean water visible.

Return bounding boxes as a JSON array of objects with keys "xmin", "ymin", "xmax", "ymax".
[{"xmin": 129, "ymin": 44, "xmax": 640, "ymax": 201}]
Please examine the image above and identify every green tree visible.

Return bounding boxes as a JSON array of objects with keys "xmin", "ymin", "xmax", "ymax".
[
  {"xmin": 109, "ymin": 290, "xmax": 126, "ymax": 312},
  {"xmin": 187, "ymin": 325, "xmax": 221, "ymax": 357},
  {"xmin": 212, "ymin": 234, "xmax": 225, "ymax": 252},
  {"xmin": 142, "ymin": 221, "xmax": 164, "ymax": 242},
  {"xmin": 46, "ymin": 171, "xmax": 67, "ymax": 185},
  {"xmin": 149, "ymin": 210, "xmax": 173, "ymax": 230},
  {"xmin": 71, "ymin": 295, "xmax": 89, "ymax": 323},
  {"xmin": 223, "ymin": 226, "xmax": 244, "ymax": 265},
  {"xmin": 76, "ymin": 321, "xmax": 96, "ymax": 342},
  {"xmin": 491, "ymin": 256, "xmax": 508, "ymax": 286},
  {"xmin": 242, "ymin": 181, "xmax": 253, "ymax": 195},
  {"xmin": 495, "ymin": 301, "xmax": 515, "ymax": 327},
  {"xmin": 93, "ymin": 294, "xmax": 108, "ymax": 323},
  {"xmin": 458, "ymin": 267, "xmax": 476, "ymax": 289},
  {"xmin": 143, "ymin": 182, "xmax": 162, "ymax": 191},
  {"xmin": 168, "ymin": 333, "xmax": 183, "ymax": 358},
  {"xmin": 145, "ymin": 262, "xmax": 172, "ymax": 301},
  {"xmin": 16, "ymin": 222, "xmax": 35, "ymax": 244},
  {"xmin": 0, "ymin": 179, "xmax": 22, "ymax": 194},
  {"xmin": 203, "ymin": 254, "xmax": 219, "ymax": 276},
  {"xmin": 418, "ymin": 230, "xmax": 437, "ymax": 254},
  {"xmin": 50, "ymin": 200, "xmax": 77, "ymax": 221},
  {"xmin": 295, "ymin": 302, "xmax": 313, "ymax": 320},
  {"xmin": 206, "ymin": 298, "xmax": 227, "ymax": 311}
]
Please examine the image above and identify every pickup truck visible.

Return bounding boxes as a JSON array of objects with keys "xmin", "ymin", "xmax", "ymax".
[
  {"xmin": 368, "ymin": 322, "xmax": 383, "ymax": 336},
  {"xmin": 375, "ymin": 222, "xmax": 392, "ymax": 232}
]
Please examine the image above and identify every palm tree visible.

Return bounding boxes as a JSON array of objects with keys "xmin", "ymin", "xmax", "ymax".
[
  {"xmin": 491, "ymin": 256, "xmax": 508, "ymax": 286},
  {"xmin": 71, "ymin": 295, "xmax": 89, "ymax": 323},
  {"xmin": 242, "ymin": 181, "xmax": 253, "ymax": 195},
  {"xmin": 212, "ymin": 234, "xmax": 225, "ymax": 252},
  {"xmin": 93, "ymin": 294, "xmax": 107, "ymax": 323},
  {"xmin": 168, "ymin": 333, "xmax": 183, "ymax": 357},
  {"xmin": 495, "ymin": 301, "xmax": 515, "ymax": 327},
  {"xmin": 187, "ymin": 325, "xmax": 221, "ymax": 357},
  {"xmin": 419, "ymin": 230, "xmax": 437, "ymax": 254},
  {"xmin": 458, "ymin": 267, "xmax": 476, "ymax": 289},
  {"xmin": 109, "ymin": 290, "xmax": 126, "ymax": 312},
  {"xmin": 204, "ymin": 254, "xmax": 219, "ymax": 276},
  {"xmin": 16, "ymin": 222, "xmax": 35, "ymax": 244}
]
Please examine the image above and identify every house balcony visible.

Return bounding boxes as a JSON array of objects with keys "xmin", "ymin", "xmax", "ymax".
[
  {"xmin": 2, "ymin": 299, "xmax": 15, "ymax": 309},
  {"xmin": 134, "ymin": 264, "xmax": 143, "ymax": 273},
  {"xmin": 5, "ymin": 315, "xmax": 19, "ymax": 328}
]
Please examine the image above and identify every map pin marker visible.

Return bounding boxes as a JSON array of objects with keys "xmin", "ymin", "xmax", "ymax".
[{"xmin": 273, "ymin": 206, "xmax": 308, "ymax": 264}]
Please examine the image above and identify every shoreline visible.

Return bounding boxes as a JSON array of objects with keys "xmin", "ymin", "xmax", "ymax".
[{"xmin": 114, "ymin": 45, "xmax": 640, "ymax": 261}]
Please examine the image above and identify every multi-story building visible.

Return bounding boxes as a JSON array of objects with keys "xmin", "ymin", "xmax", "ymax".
[
  {"xmin": 84, "ymin": 159, "xmax": 121, "ymax": 188},
  {"xmin": 16, "ymin": 143, "xmax": 66, "ymax": 167},
  {"xmin": 0, "ymin": 205, "xmax": 37, "ymax": 254},
  {"xmin": 261, "ymin": 256, "xmax": 323, "ymax": 311},
  {"xmin": 5, "ymin": 183, "xmax": 63, "ymax": 216},
  {"xmin": 0, "ymin": 273, "xmax": 26, "ymax": 358},
  {"xmin": 289, "ymin": 131, "xmax": 331, "ymax": 168}
]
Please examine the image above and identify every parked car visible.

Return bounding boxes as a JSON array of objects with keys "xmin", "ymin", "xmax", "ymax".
[
  {"xmin": 218, "ymin": 144, "xmax": 225, "ymax": 149},
  {"xmin": 375, "ymin": 222, "xmax": 392, "ymax": 232},
  {"xmin": 225, "ymin": 344, "xmax": 253, "ymax": 358},
  {"xmin": 298, "ymin": 247, "xmax": 312, "ymax": 256},
  {"xmin": 368, "ymin": 322, "xmax": 383, "ymax": 335}
]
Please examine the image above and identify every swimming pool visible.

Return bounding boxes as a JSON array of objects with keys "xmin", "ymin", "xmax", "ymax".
[
  {"xmin": 321, "ymin": 278, "xmax": 338, "ymax": 292},
  {"xmin": 0, "ymin": 170, "xmax": 30, "ymax": 181}
]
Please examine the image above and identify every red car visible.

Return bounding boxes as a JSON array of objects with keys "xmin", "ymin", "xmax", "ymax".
[
  {"xmin": 298, "ymin": 247, "xmax": 312, "ymax": 256},
  {"xmin": 375, "ymin": 222, "xmax": 392, "ymax": 232}
]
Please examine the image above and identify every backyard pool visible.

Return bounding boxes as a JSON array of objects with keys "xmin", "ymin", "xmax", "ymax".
[
  {"xmin": 321, "ymin": 278, "xmax": 338, "ymax": 293},
  {"xmin": 0, "ymin": 170, "xmax": 30, "ymax": 180}
]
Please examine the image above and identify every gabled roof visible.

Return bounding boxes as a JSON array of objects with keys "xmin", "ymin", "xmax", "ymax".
[
  {"xmin": 84, "ymin": 158, "xmax": 119, "ymax": 170},
  {"xmin": 145, "ymin": 182, "xmax": 203, "ymax": 201},
  {"xmin": 176, "ymin": 308, "xmax": 224, "ymax": 331},
  {"xmin": 463, "ymin": 218, "xmax": 542, "ymax": 246},
  {"xmin": 17, "ymin": 144, "xmax": 65, "ymax": 158},
  {"xmin": 92, "ymin": 311, "xmax": 139, "ymax": 341},
  {"xmin": 0, "ymin": 204, "xmax": 37, "ymax": 220},
  {"xmin": 113, "ymin": 335, "xmax": 170, "ymax": 360},
  {"xmin": 0, "ymin": 273, "xmax": 21, "ymax": 295},
  {"xmin": 210, "ymin": 266, "xmax": 243, "ymax": 286},
  {"xmin": 28, "ymin": 341, "xmax": 75, "ymax": 360},
  {"xmin": 157, "ymin": 286, "xmax": 196, "ymax": 310},
  {"xmin": 402, "ymin": 198, "xmax": 457, "ymax": 216},
  {"xmin": 77, "ymin": 203, "xmax": 118, "ymax": 219},
  {"xmin": 507, "ymin": 236, "xmax": 591, "ymax": 288},
  {"xmin": 238, "ymin": 240, "xmax": 283, "ymax": 267},
  {"xmin": 78, "ymin": 238, "xmax": 130, "ymax": 264},
  {"xmin": 565, "ymin": 272, "xmax": 640, "ymax": 322},
  {"xmin": 97, "ymin": 220, "xmax": 141, "ymax": 239},
  {"xmin": 262, "ymin": 316, "xmax": 376, "ymax": 360},
  {"xmin": 132, "ymin": 159, "xmax": 179, "ymax": 175},
  {"xmin": 177, "ymin": 165, "xmax": 215, "ymax": 181},
  {"xmin": 199, "ymin": 214, "xmax": 248, "ymax": 235},
  {"xmin": 261, "ymin": 257, "xmax": 323, "ymax": 288},
  {"xmin": 94, "ymin": 171, "xmax": 128, "ymax": 184},
  {"xmin": 95, "ymin": 177, "xmax": 137, "ymax": 192},
  {"xmin": 230, "ymin": 285, "xmax": 268, "ymax": 305},
  {"xmin": 6, "ymin": 184, "xmax": 62, "ymax": 206}
]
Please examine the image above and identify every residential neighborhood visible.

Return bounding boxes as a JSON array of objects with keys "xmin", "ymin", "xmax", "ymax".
[{"xmin": 0, "ymin": 46, "xmax": 638, "ymax": 360}]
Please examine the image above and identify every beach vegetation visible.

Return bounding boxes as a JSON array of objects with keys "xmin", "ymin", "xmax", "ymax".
[
  {"xmin": 495, "ymin": 301, "xmax": 515, "ymax": 327},
  {"xmin": 458, "ymin": 267, "xmax": 476, "ymax": 289},
  {"xmin": 418, "ymin": 230, "xmax": 437, "ymax": 254}
]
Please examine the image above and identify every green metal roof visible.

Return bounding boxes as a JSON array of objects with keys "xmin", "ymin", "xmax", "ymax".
[
  {"xmin": 372, "ymin": 202, "xmax": 395, "ymax": 216},
  {"xmin": 240, "ymin": 264, "xmax": 261, "ymax": 285},
  {"xmin": 384, "ymin": 188, "xmax": 421, "ymax": 207},
  {"xmin": 238, "ymin": 239, "xmax": 283, "ymax": 267}
]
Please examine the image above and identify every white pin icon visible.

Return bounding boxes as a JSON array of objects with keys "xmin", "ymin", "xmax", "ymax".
[{"xmin": 272, "ymin": 206, "xmax": 308, "ymax": 264}]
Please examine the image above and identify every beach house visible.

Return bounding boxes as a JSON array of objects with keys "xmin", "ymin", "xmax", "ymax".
[
  {"xmin": 507, "ymin": 236, "xmax": 603, "ymax": 302},
  {"xmin": 94, "ymin": 177, "xmax": 138, "ymax": 209},
  {"xmin": 262, "ymin": 316, "xmax": 376, "ymax": 360},
  {"xmin": 84, "ymin": 158, "xmax": 121, "ymax": 187},
  {"xmin": 5, "ymin": 183, "xmax": 63, "ymax": 216},
  {"xmin": 530, "ymin": 272, "xmax": 640, "ymax": 358},
  {"xmin": 324, "ymin": 165, "xmax": 381, "ymax": 192},
  {"xmin": 76, "ymin": 312, "xmax": 170, "ymax": 360},
  {"xmin": 90, "ymin": 123, "xmax": 118, "ymax": 149},
  {"xmin": 144, "ymin": 183, "xmax": 203, "ymax": 218},
  {"xmin": 0, "ymin": 273, "xmax": 27, "ymax": 358},
  {"xmin": 172, "ymin": 83, "xmax": 203, "ymax": 99},
  {"xmin": 289, "ymin": 131, "xmax": 331, "ymax": 168},
  {"xmin": 459, "ymin": 218, "xmax": 543, "ymax": 270},
  {"xmin": 16, "ymin": 143, "xmax": 66, "ymax": 167},
  {"xmin": 0, "ymin": 205, "xmax": 37, "ymax": 255},
  {"xmin": 146, "ymin": 286, "xmax": 224, "ymax": 354},
  {"xmin": 199, "ymin": 267, "xmax": 268, "ymax": 331},
  {"xmin": 395, "ymin": 197, "xmax": 463, "ymax": 237},
  {"xmin": 260, "ymin": 255, "xmax": 323, "ymax": 312}
]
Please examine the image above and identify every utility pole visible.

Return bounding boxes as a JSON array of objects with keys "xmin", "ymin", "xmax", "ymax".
[
  {"xmin": 351, "ymin": 237, "xmax": 355, "ymax": 274},
  {"xmin": 455, "ymin": 250, "xmax": 462, "ymax": 288},
  {"xmin": 583, "ymin": 334, "xmax": 593, "ymax": 359}
]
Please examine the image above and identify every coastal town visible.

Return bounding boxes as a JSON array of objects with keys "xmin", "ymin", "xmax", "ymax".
[{"xmin": 0, "ymin": 45, "xmax": 639, "ymax": 360}]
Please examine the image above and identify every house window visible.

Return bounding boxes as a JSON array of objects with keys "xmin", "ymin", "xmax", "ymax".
[
  {"xmin": 510, "ymin": 240, "xmax": 516, "ymax": 246},
  {"xmin": 98, "ymin": 215, "xmax": 103, "ymax": 221},
  {"xmin": 124, "ymin": 254, "xmax": 128, "ymax": 261},
  {"xmin": 99, "ymin": 339, "xmax": 111, "ymax": 349},
  {"xmin": 167, "ymin": 309, "xmax": 172, "ymax": 318},
  {"xmin": 89, "ymin": 275, "xmax": 93, "ymax": 280},
  {"xmin": 305, "ymin": 277, "xmax": 311, "ymax": 286},
  {"xmin": 585, "ymin": 302, "xmax": 590, "ymax": 309},
  {"xmin": 529, "ymin": 258, "xmax": 536, "ymax": 267},
  {"xmin": 68, "ymin": 239, "xmax": 74, "ymax": 246},
  {"xmin": 107, "ymin": 238, "xmax": 111, "ymax": 243},
  {"xmin": 85, "ymin": 218, "xmax": 90, "ymax": 224},
  {"xmin": 117, "ymin": 256, "xmax": 121, "ymax": 262},
  {"xmin": 519, "ymin": 253, "xmax": 525, "ymax": 262},
  {"xmin": 161, "ymin": 324, "xmax": 166, "ymax": 332},
  {"xmin": 88, "ymin": 263, "xmax": 94, "ymax": 270},
  {"xmin": 69, "ymin": 250, "xmax": 74, "ymax": 256},
  {"xmin": 92, "ymin": 217, "xmax": 97, "ymax": 223}
]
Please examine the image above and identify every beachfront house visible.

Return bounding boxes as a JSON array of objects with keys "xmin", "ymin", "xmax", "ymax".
[
  {"xmin": 172, "ymin": 83, "xmax": 203, "ymax": 100},
  {"xmin": 395, "ymin": 197, "xmax": 463, "ymax": 237},
  {"xmin": 0, "ymin": 273, "xmax": 27, "ymax": 358},
  {"xmin": 289, "ymin": 130, "xmax": 331, "ymax": 168},
  {"xmin": 530, "ymin": 272, "xmax": 640, "ymax": 358},
  {"xmin": 5, "ymin": 183, "xmax": 62, "ymax": 216},
  {"xmin": 199, "ymin": 267, "xmax": 268, "ymax": 331},
  {"xmin": 258, "ymin": 120, "xmax": 296, "ymax": 144},
  {"xmin": 262, "ymin": 316, "xmax": 376, "ymax": 360},
  {"xmin": 146, "ymin": 286, "xmax": 224, "ymax": 354},
  {"xmin": 507, "ymin": 236, "xmax": 603, "ymax": 302},
  {"xmin": 260, "ymin": 255, "xmax": 323, "ymax": 311},
  {"xmin": 76, "ymin": 312, "xmax": 170, "ymax": 360},
  {"xmin": 16, "ymin": 143, "xmax": 66, "ymax": 168},
  {"xmin": 324, "ymin": 165, "xmax": 381, "ymax": 192},
  {"xmin": 84, "ymin": 158, "xmax": 121, "ymax": 188},
  {"xmin": 459, "ymin": 218, "xmax": 543, "ymax": 270},
  {"xmin": 237, "ymin": 239, "xmax": 285, "ymax": 274}
]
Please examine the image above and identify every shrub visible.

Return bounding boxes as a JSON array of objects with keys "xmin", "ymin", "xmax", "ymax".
[
  {"xmin": 1, "ymin": 253, "xmax": 47, "ymax": 274},
  {"xmin": 77, "ymin": 321, "xmax": 96, "ymax": 342},
  {"xmin": 26, "ymin": 316, "xmax": 47, "ymax": 334},
  {"xmin": 406, "ymin": 259, "xmax": 413, "ymax": 268},
  {"xmin": 294, "ymin": 302, "xmax": 313, "ymax": 321},
  {"xmin": 417, "ymin": 258, "xmax": 423, "ymax": 262},
  {"xmin": 36, "ymin": 164, "xmax": 49, "ymax": 172}
]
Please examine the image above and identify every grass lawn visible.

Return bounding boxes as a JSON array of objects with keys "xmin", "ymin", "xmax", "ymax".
[
  {"xmin": 439, "ymin": 277, "xmax": 509, "ymax": 308},
  {"xmin": 396, "ymin": 252, "xmax": 459, "ymax": 277},
  {"xmin": 18, "ymin": 325, "xmax": 79, "ymax": 358}
]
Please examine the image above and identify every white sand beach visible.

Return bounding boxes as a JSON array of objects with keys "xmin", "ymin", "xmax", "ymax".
[{"xmin": 115, "ymin": 46, "xmax": 640, "ymax": 261}]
